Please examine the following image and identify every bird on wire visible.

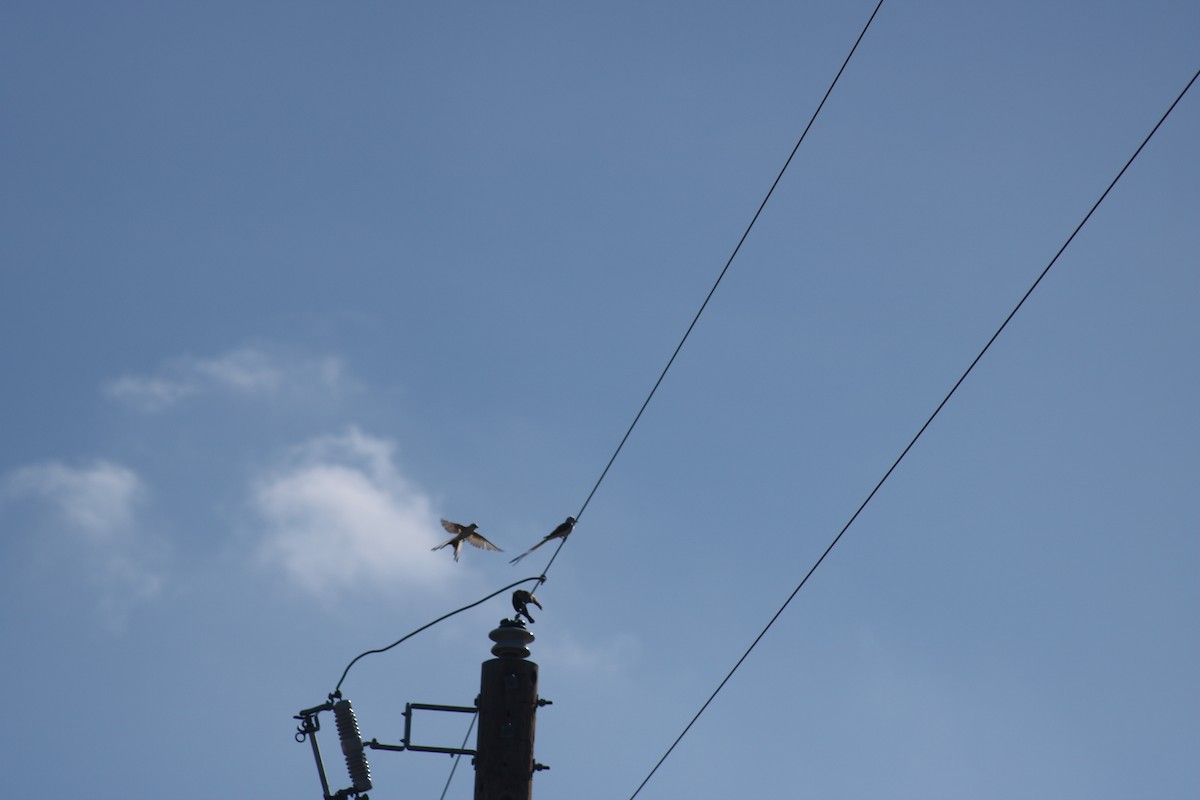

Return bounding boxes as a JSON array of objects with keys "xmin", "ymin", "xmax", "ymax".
[
  {"xmin": 510, "ymin": 516, "xmax": 576, "ymax": 564},
  {"xmin": 512, "ymin": 590, "xmax": 542, "ymax": 624},
  {"xmin": 432, "ymin": 519, "xmax": 502, "ymax": 562}
]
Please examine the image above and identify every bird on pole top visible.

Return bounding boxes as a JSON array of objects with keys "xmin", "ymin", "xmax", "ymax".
[
  {"xmin": 432, "ymin": 519, "xmax": 503, "ymax": 562},
  {"xmin": 510, "ymin": 516, "xmax": 576, "ymax": 564},
  {"xmin": 512, "ymin": 589, "xmax": 542, "ymax": 623}
]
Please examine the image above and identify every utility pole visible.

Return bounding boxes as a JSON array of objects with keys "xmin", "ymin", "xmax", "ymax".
[
  {"xmin": 294, "ymin": 599, "xmax": 550, "ymax": 800},
  {"xmin": 474, "ymin": 619, "xmax": 544, "ymax": 800}
]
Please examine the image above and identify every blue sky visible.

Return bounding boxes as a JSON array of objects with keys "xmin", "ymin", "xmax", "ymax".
[{"xmin": 1, "ymin": 2, "xmax": 1197, "ymax": 798}]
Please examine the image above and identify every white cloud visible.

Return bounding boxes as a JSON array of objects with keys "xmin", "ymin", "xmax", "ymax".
[
  {"xmin": 2, "ymin": 460, "xmax": 144, "ymax": 541},
  {"xmin": 1, "ymin": 460, "xmax": 163, "ymax": 624},
  {"xmin": 253, "ymin": 428, "xmax": 457, "ymax": 597},
  {"xmin": 103, "ymin": 345, "xmax": 350, "ymax": 411},
  {"xmin": 190, "ymin": 347, "xmax": 285, "ymax": 393},
  {"xmin": 103, "ymin": 375, "xmax": 196, "ymax": 410}
]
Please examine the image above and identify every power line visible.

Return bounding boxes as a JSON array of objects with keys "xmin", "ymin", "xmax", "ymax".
[
  {"xmin": 624, "ymin": 63, "xmax": 1200, "ymax": 800},
  {"xmin": 534, "ymin": 0, "xmax": 890, "ymax": 585},
  {"xmin": 332, "ymin": 576, "xmax": 541, "ymax": 694}
]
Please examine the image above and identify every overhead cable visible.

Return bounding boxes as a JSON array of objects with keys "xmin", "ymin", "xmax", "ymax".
[
  {"xmin": 535, "ymin": 0, "xmax": 891, "ymax": 583},
  {"xmin": 625, "ymin": 62, "xmax": 1200, "ymax": 800}
]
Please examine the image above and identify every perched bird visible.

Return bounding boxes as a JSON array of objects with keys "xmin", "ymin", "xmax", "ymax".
[
  {"xmin": 510, "ymin": 516, "xmax": 576, "ymax": 564},
  {"xmin": 512, "ymin": 589, "xmax": 542, "ymax": 624},
  {"xmin": 432, "ymin": 519, "xmax": 502, "ymax": 562}
]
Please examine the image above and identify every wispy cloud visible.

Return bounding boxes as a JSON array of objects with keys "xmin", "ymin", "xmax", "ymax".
[
  {"xmin": 253, "ymin": 428, "xmax": 457, "ymax": 598},
  {"xmin": 2, "ymin": 460, "xmax": 144, "ymax": 541},
  {"xmin": 1, "ymin": 460, "xmax": 163, "ymax": 625},
  {"xmin": 103, "ymin": 345, "xmax": 350, "ymax": 411}
]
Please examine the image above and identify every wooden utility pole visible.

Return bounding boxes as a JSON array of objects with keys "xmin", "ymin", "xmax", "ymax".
[{"xmin": 475, "ymin": 619, "xmax": 540, "ymax": 800}]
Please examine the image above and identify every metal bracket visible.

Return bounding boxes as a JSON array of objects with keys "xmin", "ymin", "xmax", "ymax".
[{"xmin": 399, "ymin": 702, "xmax": 479, "ymax": 755}]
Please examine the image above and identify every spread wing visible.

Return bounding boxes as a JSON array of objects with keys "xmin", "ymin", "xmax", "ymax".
[
  {"xmin": 441, "ymin": 519, "xmax": 468, "ymax": 535},
  {"xmin": 466, "ymin": 532, "xmax": 502, "ymax": 552}
]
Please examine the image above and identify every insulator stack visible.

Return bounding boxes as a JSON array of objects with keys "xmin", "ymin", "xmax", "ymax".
[{"xmin": 333, "ymin": 698, "xmax": 373, "ymax": 793}]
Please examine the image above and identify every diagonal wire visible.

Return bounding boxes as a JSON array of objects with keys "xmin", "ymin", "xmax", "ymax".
[
  {"xmin": 437, "ymin": 712, "xmax": 478, "ymax": 800},
  {"xmin": 625, "ymin": 63, "xmax": 1200, "ymax": 800},
  {"xmin": 534, "ymin": 0, "xmax": 890, "ymax": 584}
]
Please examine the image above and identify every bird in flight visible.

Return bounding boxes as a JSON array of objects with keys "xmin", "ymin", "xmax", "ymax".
[
  {"xmin": 510, "ymin": 516, "xmax": 576, "ymax": 564},
  {"xmin": 512, "ymin": 589, "xmax": 542, "ymax": 624},
  {"xmin": 432, "ymin": 519, "xmax": 502, "ymax": 562}
]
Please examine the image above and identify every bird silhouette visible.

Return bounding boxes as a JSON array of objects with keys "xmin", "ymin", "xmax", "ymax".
[
  {"xmin": 432, "ymin": 519, "xmax": 502, "ymax": 562},
  {"xmin": 512, "ymin": 589, "xmax": 542, "ymax": 623},
  {"xmin": 510, "ymin": 516, "xmax": 576, "ymax": 564}
]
